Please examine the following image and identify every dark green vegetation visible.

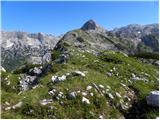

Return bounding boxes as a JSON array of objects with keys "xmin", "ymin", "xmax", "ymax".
[
  {"xmin": 1, "ymin": 49, "xmax": 159, "ymax": 119},
  {"xmin": 13, "ymin": 64, "xmax": 41, "ymax": 74},
  {"xmin": 51, "ymin": 50, "xmax": 61, "ymax": 61},
  {"xmin": 2, "ymin": 56, "xmax": 28, "ymax": 72},
  {"xmin": 130, "ymin": 52, "xmax": 159, "ymax": 60},
  {"xmin": 141, "ymin": 34, "xmax": 159, "ymax": 52}
]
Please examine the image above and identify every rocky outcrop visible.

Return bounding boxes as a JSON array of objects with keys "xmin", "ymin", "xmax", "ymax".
[
  {"xmin": 19, "ymin": 75, "xmax": 37, "ymax": 91},
  {"xmin": 146, "ymin": 91, "xmax": 159, "ymax": 107},
  {"xmin": 81, "ymin": 19, "xmax": 107, "ymax": 33}
]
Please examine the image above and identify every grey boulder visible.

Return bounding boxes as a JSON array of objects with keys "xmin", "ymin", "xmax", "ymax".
[{"xmin": 146, "ymin": 91, "xmax": 159, "ymax": 107}]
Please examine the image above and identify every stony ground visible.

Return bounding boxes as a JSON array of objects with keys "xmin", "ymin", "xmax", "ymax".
[{"xmin": 1, "ymin": 49, "xmax": 159, "ymax": 119}]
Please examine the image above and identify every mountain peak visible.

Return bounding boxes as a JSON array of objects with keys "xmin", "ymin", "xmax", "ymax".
[{"xmin": 81, "ymin": 19, "xmax": 100, "ymax": 31}]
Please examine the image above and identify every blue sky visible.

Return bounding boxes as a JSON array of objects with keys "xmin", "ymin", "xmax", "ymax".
[{"xmin": 1, "ymin": 1, "xmax": 158, "ymax": 35}]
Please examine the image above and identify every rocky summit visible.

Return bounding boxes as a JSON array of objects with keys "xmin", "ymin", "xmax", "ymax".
[{"xmin": 1, "ymin": 20, "xmax": 159, "ymax": 119}]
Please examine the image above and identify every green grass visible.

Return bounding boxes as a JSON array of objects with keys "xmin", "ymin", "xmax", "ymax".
[{"xmin": 1, "ymin": 50, "xmax": 159, "ymax": 119}]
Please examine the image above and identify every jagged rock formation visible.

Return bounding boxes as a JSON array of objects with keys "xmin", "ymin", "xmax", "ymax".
[
  {"xmin": 109, "ymin": 24, "xmax": 159, "ymax": 53},
  {"xmin": 1, "ymin": 31, "xmax": 61, "ymax": 71},
  {"xmin": 55, "ymin": 20, "xmax": 159, "ymax": 57},
  {"xmin": 81, "ymin": 19, "xmax": 107, "ymax": 33}
]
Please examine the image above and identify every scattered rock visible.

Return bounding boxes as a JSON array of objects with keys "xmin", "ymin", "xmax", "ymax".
[
  {"xmin": 90, "ymin": 92, "xmax": 94, "ymax": 96},
  {"xmin": 146, "ymin": 91, "xmax": 159, "ymax": 107},
  {"xmin": 131, "ymin": 73, "xmax": 136, "ymax": 78},
  {"xmin": 120, "ymin": 83, "xmax": 126, "ymax": 87},
  {"xmin": 115, "ymin": 73, "xmax": 119, "ymax": 76},
  {"xmin": 106, "ymin": 89, "xmax": 109, "ymax": 92},
  {"xmin": 91, "ymin": 82, "xmax": 103, "ymax": 95},
  {"xmin": 71, "ymin": 71, "xmax": 86, "ymax": 77},
  {"xmin": 51, "ymin": 76, "xmax": 58, "ymax": 83},
  {"xmin": 49, "ymin": 90, "xmax": 56, "ymax": 95},
  {"xmin": 106, "ymin": 72, "xmax": 112, "ymax": 77},
  {"xmin": 99, "ymin": 115, "xmax": 104, "ymax": 119},
  {"xmin": 51, "ymin": 71, "xmax": 86, "ymax": 84},
  {"xmin": 77, "ymin": 90, "xmax": 81, "ymax": 93},
  {"xmin": 68, "ymin": 92, "xmax": 77, "ymax": 99},
  {"xmin": 133, "ymin": 77, "xmax": 141, "ymax": 81},
  {"xmin": 59, "ymin": 101, "xmax": 64, "ymax": 105},
  {"xmin": 48, "ymin": 90, "xmax": 55, "ymax": 96},
  {"xmin": 32, "ymin": 67, "xmax": 42, "ymax": 75},
  {"xmin": 6, "ymin": 81, "xmax": 10, "ymax": 85},
  {"xmin": 144, "ymin": 72, "xmax": 150, "ymax": 77},
  {"xmin": 18, "ymin": 91, "xmax": 22, "ymax": 95},
  {"xmin": 86, "ymin": 85, "xmax": 92, "ymax": 91},
  {"xmin": 82, "ymin": 97, "xmax": 90, "ymax": 104},
  {"xmin": 58, "ymin": 75, "xmax": 66, "ymax": 82},
  {"xmin": 5, "ymin": 101, "xmax": 10, "ymax": 105},
  {"xmin": 102, "ymin": 90, "xmax": 106, "ymax": 94},
  {"xmin": 32, "ymin": 85, "xmax": 40, "ymax": 89},
  {"xmin": 12, "ymin": 101, "xmax": 23, "ymax": 109},
  {"xmin": 131, "ymin": 73, "xmax": 141, "ymax": 81},
  {"xmin": 1, "ymin": 66, "xmax": 6, "ymax": 72},
  {"xmin": 115, "ymin": 92, "xmax": 122, "ymax": 98},
  {"xmin": 49, "ymin": 106, "xmax": 54, "ymax": 110},
  {"xmin": 51, "ymin": 75, "xmax": 66, "ymax": 83},
  {"xmin": 113, "ymin": 67, "xmax": 116, "ymax": 71},
  {"xmin": 108, "ymin": 93, "xmax": 114, "ymax": 99},
  {"xmin": 106, "ymin": 85, "xmax": 111, "ymax": 89},
  {"xmin": 19, "ymin": 75, "xmax": 37, "ymax": 91},
  {"xmin": 66, "ymin": 73, "xmax": 70, "ymax": 76},
  {"xmin": 82, "ymin": 92, "xmax": 87, "ymax": 96},
  {"xmin": 99, "ymin": 84, "xmax": 104, "ymax": 89},
  {"xmin": 5, "ymin": 107, "xmax": 11, "ymax": 111},
  {"xmin": 58, "ymin": 92, "xmax": 65, "ymax": 98},
  {"xmin": 128, "ymin": 80, "xmax": 132, "ymax": 84},
  {"xmin": 40, "ymin": 99, "xmax": 53, "ymax": 106}
]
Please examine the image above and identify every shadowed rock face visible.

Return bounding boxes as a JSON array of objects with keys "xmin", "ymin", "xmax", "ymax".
[
  {"xmin": 81, "ymin": 19, "xmax": 107, "ymax": 33},
  {"xmin": 81, "ymin": 19, "xmax": 99, "ymax": 31}
]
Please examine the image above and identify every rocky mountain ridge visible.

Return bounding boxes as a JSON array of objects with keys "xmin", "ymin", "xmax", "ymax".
[
  {"xmin": 1, "ymin": 20, "xmax": 159, "ymax": 119},
  {"xmin": 1, "ymin": 20, "xmax": 159, "ymax": 71}
]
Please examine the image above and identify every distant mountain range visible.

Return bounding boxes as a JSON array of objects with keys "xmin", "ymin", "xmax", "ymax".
[
  {"xmin": 1, "ymin": 20, "xmax": 159, "ymax": 119},
  {"xmin": 1, "ymin": 20, "xmax": 159, "ymax": 71}
]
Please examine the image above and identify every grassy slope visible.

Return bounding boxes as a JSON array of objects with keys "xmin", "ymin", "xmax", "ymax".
[{"xmin": 1, "ymin": 49, "xmax": 159, "ymax": 119}]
